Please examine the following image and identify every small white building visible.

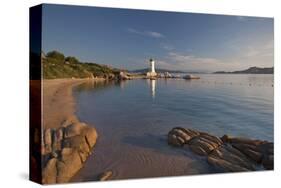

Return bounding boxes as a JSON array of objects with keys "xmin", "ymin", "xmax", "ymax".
[{"xmin": 146, "ymin": 58, "xmax": 157, "ymax": 77}]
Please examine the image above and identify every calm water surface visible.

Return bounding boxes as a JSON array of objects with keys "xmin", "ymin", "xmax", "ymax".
[{"xmin": 72, "ymin": 74, "xmax": 273, "ymax": 182}]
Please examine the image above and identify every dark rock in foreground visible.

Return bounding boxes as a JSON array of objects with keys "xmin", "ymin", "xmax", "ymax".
[{"xmin": 168, "ymin": 127, "xmax": 273, "ymax": 172}]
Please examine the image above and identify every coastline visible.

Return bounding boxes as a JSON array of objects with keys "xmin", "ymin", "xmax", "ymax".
[
  {"xmin": 168, "ymin": 127, "xmax": 274, "ymax": 172},
  {"xmin": 71, "ymin": 77, "xmax": 273, "ymax": 182},
  {"xmin": 41, "ymin": 78, "xmax": 100, "ymax": 184},
  {"xmin": 43, "ymin": 79, "xmax": 93, "ymax": 129},
  {"xmin": 40, "ymin": 78, "xmax": 273, "ymax": 183}
]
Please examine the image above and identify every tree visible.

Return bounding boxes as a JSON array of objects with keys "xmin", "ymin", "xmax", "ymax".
[
  {"xmin": 46, "ymin": 50, "xmax": 65, "ymax": 61},
  {"xmin": 65, "ymin": 56, "xmax": 79, "ymax": 64}
]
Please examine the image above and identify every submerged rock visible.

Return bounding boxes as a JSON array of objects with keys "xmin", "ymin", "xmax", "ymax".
[
  {"xmin": 188, "ymin": 136, "xmax": 221, "ymax": 156},
  {"xmin": 207, "ymin": 154, "xmax": 249, "ymax": 172},
  {"xmin": 168, "ymin": 127, "xmax": 222, "ymax": 155},
  {"xmin": 221, "ymin": 134, "xmax": 230, "ymax": 143},
  {"xmin": 168, "ymin": 127, "xmax": 199, "ymax": 146},
  {"xmin": 262, "ymin": 154, "xmax": 274, "ymax": 170},
  {"xmin": 168, "ymin": 134, "xmax": 184, "ymax": 146},
  {"xmin": 232, "ymin": 143, "xmax": 263, "ymax": 163},
  {"xmin": 208, "ymin": 145, "xmax": 256, "ymax": 171},
  {"xmin": 222, "ymin": 135, "xmax": 274, "ymax": 169},
  {"xmin": 167, "ymin": 127, "xmax": 274, "ymax": 172},
  {"xmin": 224, "ymin": 137, "xmax": 266, "ymax": 146}
]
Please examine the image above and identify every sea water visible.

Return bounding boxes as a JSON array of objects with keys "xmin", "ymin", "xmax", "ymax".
[{"xmin": 72, "ymin": 74, "xmax": 273, "ymax": 181}]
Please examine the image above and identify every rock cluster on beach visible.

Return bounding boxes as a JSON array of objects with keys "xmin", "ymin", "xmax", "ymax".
[
  {"xmin": 41, "ymin": 116, "xmax": 98, "ymax": 184},
  {"xmin": 168, "ymin": 127, "xmax": 273, "ymax": 172},
  {"xmin": 118, "ymin": 71, "xmax": 131, "ymax": 80}
]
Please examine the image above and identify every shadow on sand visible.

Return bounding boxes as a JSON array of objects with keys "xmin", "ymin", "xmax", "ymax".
[
  {"xmin": 121, "ymin": 133, "xmax": 219, "ymax": 174},
  {"xmin": 122, "ymin": 133, "xmax": 199, "ymax": 159}
]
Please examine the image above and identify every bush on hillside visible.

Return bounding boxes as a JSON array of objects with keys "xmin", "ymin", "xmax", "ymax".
[
  {"xmin": 65, "ymin": 56, "xmax": 79, "ymax": 64},
  {"xmin": 46, "ymin": 50, "xmax": 65, "ymax": 62},
  {"xmin": 43, "ymin": 50, "xmax": 120, "ymax": 79}
]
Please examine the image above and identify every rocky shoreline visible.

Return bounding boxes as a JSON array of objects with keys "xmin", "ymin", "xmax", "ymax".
[
  {"xmin": 118, "ymin": 71, "xmax": 200, "ymax": 80},
  {"xmin": 42, "ymin": 116, "xmax": 97, "ymax": 184},
  {"xmin": 168, "ymin": 127, "xmax": 273, "ymax": 172},
  {"xmin": 41, "ymin": 79, "xmax": 99, "ymax": 184},
  {"xmin": 39, "ymin": 79, "xmax": 273, "ymax": 184}
]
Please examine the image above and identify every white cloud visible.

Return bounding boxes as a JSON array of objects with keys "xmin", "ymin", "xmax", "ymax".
[
  {"xmin": 127, "ymin": 28, "xmax": 164, "ymax": 38},
  {"xmin": 160, "ymin": 43, "xmax": 174, "ymax": 51},
  {"xmin": 146, "ymin": 31, "xmax": 164, "ymax": 38},
  {"xmin": 244, "ymin": 47, "xmax": 260, "ymax": 57},
  {"xmin": 129, "ymin": 47, "xmax": 273, "ymax": 72},
  {"xmin": 156, "ymin": 51, "xmax": 273, "ymax": 72},
  {"xmin": 264, "ymin": 39, "xmax": 274, "ymax": 50},
  {"xmin": 168, "ymin": 52, "xmax": 220, "ymax": 64},
  {"xmin": 243, "ymin": 40, "xmax": 273, "ymax": 58},
  {"xmin": 154, "ymin": 52, "xmax": 228, "ymax": 72},
  {"xmin": 127, "ymin": 28, "xmax": 141, "ymax": 35},
  {"xmin": 236, "ymin": 16, "xmax": 266, "ymax": 22},
  {"xmin": 126, "ymin": 31, "xmax": 273, "ymax": 72}
]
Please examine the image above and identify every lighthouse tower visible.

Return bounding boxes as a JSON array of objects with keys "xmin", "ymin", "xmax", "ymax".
[
  {"xmin": 150, "ymin": 58, "xmax": 155, "ymax": 73},
  {"xmin": 147, "ymin": 58, "xmax": 157, "ymax": 78}
]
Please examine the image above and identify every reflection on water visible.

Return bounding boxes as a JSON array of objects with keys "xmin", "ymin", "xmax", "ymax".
[
  {"xmin": 146, "ymin": 79, "xmax": 156, "ymax": 98},
  {"xmin": 151, "ymin": 80, "xmax": 156, "ymax": 98},
  {"xmin": 75, "ymin": 79, "xmax": 113, "ymax": 91},
  {"xmin": 78, "ymin": 79, "xmax": 158, "ymax": 98},
  {"xmin": 72, "ymin": 74, "xmax": 273, "ymax": 182},
  {"xmin": 75, "ymin": 74, "xmax": 273, "ymax": 141}
]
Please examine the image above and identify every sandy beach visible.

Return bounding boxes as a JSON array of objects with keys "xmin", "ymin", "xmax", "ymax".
[
  {"xmin": 42, "ymin": 79, "xmax": 213, "ymax": 182},
  {"xmin": 36, "ymin": 77, "xmax": 273, "ymax": 184},
  {"xmin": 40, "ymin": 79, "xmax": 100, "ymax": 184},
  {"xmin": 43, "ymin": 79, "xmax": 91, "ymax": 129}
]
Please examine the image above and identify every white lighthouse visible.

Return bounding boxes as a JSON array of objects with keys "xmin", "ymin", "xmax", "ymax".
[
  {"xmin": 150, "ymin": 58, "xmax": 155, "ymax": 73},
  {"xmin": 146, "ymin": 58, "xmax": 157, "ymax": 78}
]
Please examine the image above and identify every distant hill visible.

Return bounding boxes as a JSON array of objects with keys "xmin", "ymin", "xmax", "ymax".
[
  {"xmin": 42, "ymin": 50, "xmax": 121, "ymax": 79},
  {"xmin": 214, "ymin": 67, "xmax": 273, "ymax": 74},
  {"xmin": 130, "ymin": 68, "xmax": 204, "ymax": 74}
]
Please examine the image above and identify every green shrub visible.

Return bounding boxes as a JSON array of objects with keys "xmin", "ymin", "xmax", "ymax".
[
  {"xmin": 65, "ymin": 56, "xmax": 79, "ymax": 64},
  {"xmin": 46, "ymin": 50, "xmax": 65, "ymax": 62},
  {"xmin": 43, "ymin": 50, "xmax": 121, "ymax": 79}
]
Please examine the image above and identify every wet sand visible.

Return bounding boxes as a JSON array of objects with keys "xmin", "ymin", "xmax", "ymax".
[{"xmin": 71, "ymin": 126, "xmax": 217, "ymax": 182}]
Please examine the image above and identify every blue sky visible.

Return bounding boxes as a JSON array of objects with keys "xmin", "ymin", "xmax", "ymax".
[{"xmin": 42, "ymin": 4, "xmax": 274, "ymax": 72}]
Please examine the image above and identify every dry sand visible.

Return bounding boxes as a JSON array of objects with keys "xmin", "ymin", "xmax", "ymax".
[
  {"xmin": 40, "ymin": 78, "xmax": 101, "ymax": 184},
  {"xmin": 43, "ymin": 79, "xmax": 91, "ymax": 129}
]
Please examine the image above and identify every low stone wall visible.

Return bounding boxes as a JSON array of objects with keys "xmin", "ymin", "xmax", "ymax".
[
  {"xmin": 42, "ymin": 116, "xmax": 98, "ymax": 184},
  {"xmin": 168, "ymin": 127, "xmax": 273, "ymax": 172}
]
